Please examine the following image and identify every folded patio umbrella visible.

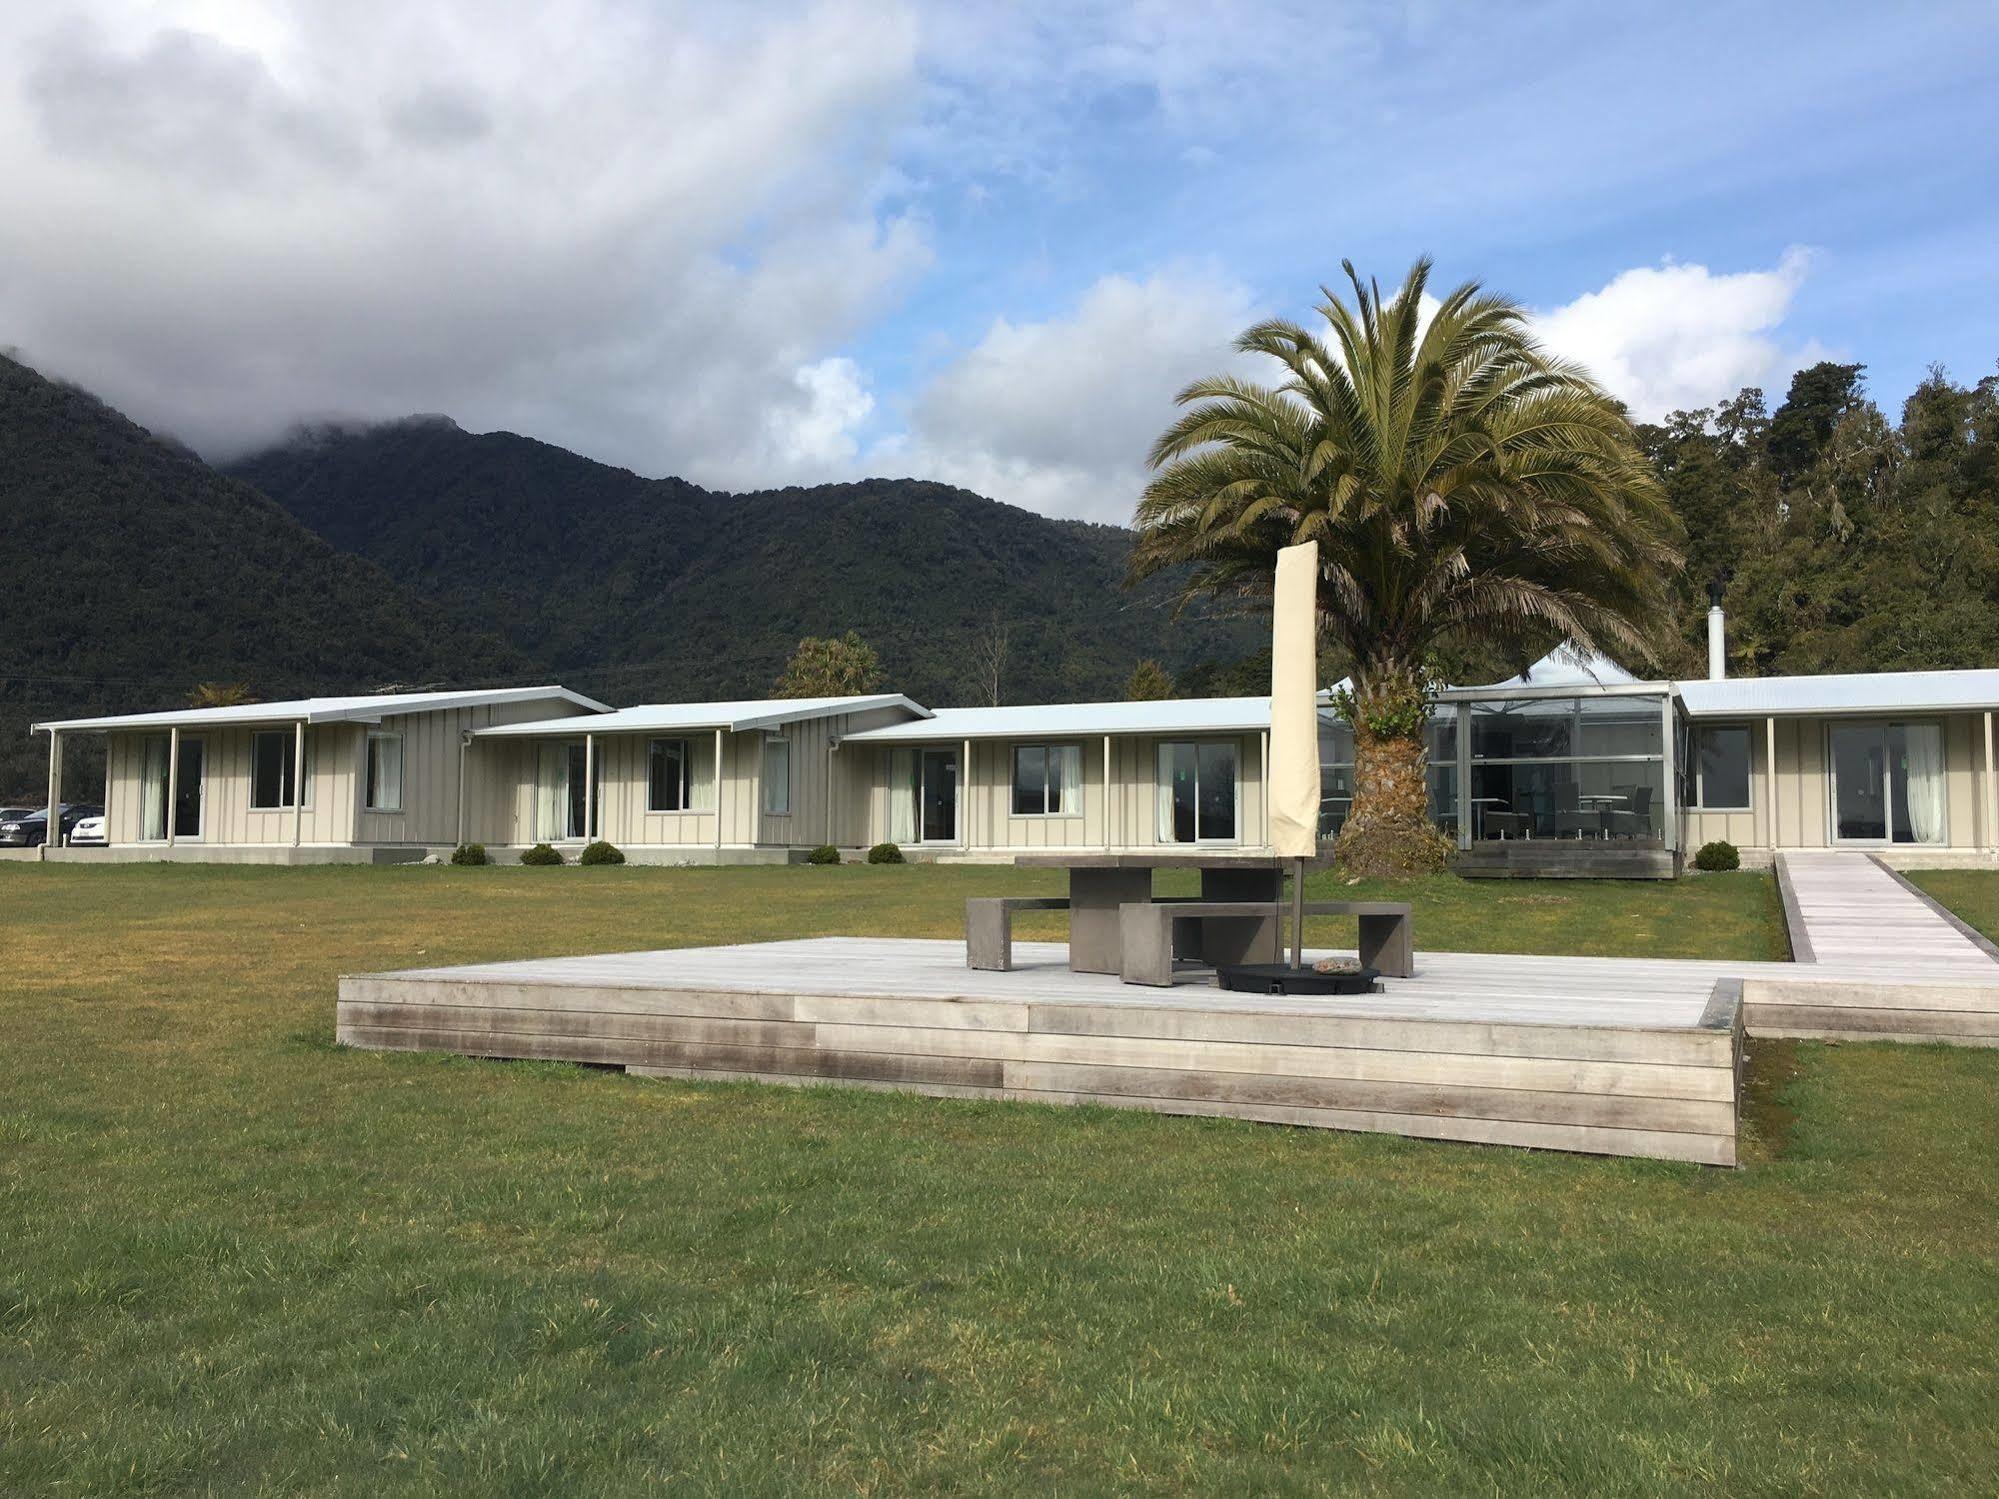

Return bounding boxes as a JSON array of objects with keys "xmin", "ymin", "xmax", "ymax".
[{"xmin": 1269, "ymin": 539, "xmax": 1320, "ymax": 966}]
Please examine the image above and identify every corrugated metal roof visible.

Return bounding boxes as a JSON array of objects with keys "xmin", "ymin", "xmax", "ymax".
[
  {"xmin": 1677, "ymin": 669, "xmax": 1999, "ymax": 718},
  {"xmin": 33, "ymin": 686, "xmax": 610, "ymax": 733},
  {"xmin": 471, "ymin": 694, "xmax": 930, "ymax": 738},
  {"xmin": 842, "ymin": 696, "xmax": 1279, "ymax": 742}
]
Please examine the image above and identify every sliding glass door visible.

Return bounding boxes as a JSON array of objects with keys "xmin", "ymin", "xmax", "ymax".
[
  {"xmin": 535, "ymin": 742, "xmax": 594, "ymax": 841},
  {"xmin": 1829, "ymin": 721, "xmax": 1945, "ymax": 845}
]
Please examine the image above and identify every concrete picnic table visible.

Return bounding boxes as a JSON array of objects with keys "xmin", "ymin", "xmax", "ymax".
[{"xmin": 1009, "ymin": 852, "xmax": 1298, "ymax": 974}]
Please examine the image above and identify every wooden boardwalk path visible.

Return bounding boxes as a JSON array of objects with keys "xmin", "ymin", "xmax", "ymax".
[{"xmin": 1778, "ymin": 852, "xmax": 1998, "ymax": 975}]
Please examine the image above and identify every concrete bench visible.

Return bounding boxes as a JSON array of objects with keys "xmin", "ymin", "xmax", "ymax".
[
  {"xmin": 965, "ymin": 896, "xmax": 1071, "ymax": 971},
  {"xmin": 1118, "ymin": 899, "xmax": 1415, "ymax": 987}
]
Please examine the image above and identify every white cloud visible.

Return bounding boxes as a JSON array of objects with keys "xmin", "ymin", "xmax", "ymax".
[
  {"xmin": 881, "ymin": 267, "xmax": 1261, "ymax": 523},
  {"xmin": 765, "ymin": 357, "xmax": 875, "ymax": 469},
  {"xmin": 1533, "ymin": 249, "xmax": 1825, "ymax": 420},
  {"xmin": 0, "ymin": 0, "xmax": 926, "ymax": 485}
]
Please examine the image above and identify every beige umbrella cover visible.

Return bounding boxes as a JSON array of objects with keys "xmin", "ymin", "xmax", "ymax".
[{"xmin": 1268, "ymin": 539, "xmax": 1320, "ymax": 860}]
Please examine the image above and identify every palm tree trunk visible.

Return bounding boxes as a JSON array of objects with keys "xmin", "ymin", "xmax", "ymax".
[{"xmin": 1332, "ymin": 665, "xmax": 1453, "ymax": 878}]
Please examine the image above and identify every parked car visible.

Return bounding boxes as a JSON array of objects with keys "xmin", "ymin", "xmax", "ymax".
[
  {"xmin": 67, "ymin": 813, "xmax": 107, "ymax": 846},
  {"xmin": 0, "ymin": 803, "xmax": 103, "ymax": 847}
]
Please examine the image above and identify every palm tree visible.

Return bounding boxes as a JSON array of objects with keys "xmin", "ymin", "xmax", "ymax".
[{"xmin": 1131, "ymin": 259, "xmax": 1681, "ymax": 876}]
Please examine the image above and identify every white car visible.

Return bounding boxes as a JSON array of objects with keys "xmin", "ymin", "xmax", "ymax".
[{"xmin": 67, "ymin": 813, "xmax": 107, "ymax": 846}]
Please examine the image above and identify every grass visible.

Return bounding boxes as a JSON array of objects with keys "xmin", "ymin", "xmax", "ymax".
[
  {"xmin": 3, "ymin": 862, "xmax": 1994, "ymax": 1495},
  {"xmin": 1906, "ymin": 868, "xmax": 1999, "ymax": 945}
]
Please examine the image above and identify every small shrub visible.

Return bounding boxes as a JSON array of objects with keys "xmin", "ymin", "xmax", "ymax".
[
  {"xmin": 449, "ymin": 842, "xmax": 488, "ymax": 866},
  {"xmin": 519, "ymin": 842, "xmax": 565, "ymax": 866},
  {"xmin": 579, "ymin": 840, "xmax": 626, "ymax": 866},
  {"xmin": 1693, "ymin": 840, "xmax": 1741, "ymax": 872},
  {"xmin": 806, "ymin": 844, "xmax": 841, "ymax": 865},
  {"xmin": 866, "ymin": 842, "xmax": 905, "ymax": 865}
]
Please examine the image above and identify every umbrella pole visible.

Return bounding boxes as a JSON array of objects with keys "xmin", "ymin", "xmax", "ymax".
[{"xmin": 1289, "ymin": 857, "xmax": 1305, "ymax": 970}]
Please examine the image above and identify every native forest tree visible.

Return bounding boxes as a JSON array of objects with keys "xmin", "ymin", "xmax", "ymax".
[{"xmin": 772, "ymin": 631, "xmax": 885, "ymax": 698}]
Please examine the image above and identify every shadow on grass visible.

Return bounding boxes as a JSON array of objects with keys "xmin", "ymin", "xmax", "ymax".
[{"xmin": 1737, "ymin": 1037, "xmax": 1805, "ymax": 1163}]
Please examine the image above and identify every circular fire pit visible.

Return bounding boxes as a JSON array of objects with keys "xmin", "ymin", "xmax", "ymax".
[{"xmin": 1216, "ymin": 963, "xmax": 1381, "ymax": 996}]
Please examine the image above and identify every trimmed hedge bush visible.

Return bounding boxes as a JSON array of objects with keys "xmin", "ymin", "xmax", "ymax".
[
  {"xmin": 449, "ymin": 842, "xmax": 488, "ymax": 866},
  {"xmin": 866, "ymin": 842, "xmax": 905, "ymax": 865},
  {"xmin": 1693, "ymin": 840, "xmax": 1741, "ymax": 872},
  {"xmin": 519, "ymin": 842, "xmax": 565, "ymax": 866},
  {"xmin": 806, "ymin": 844, "xmax": 841, "ymax": 865},
  {"xmin": 579, "ymin": 840, "xmax": 626, "ymax": 866}
]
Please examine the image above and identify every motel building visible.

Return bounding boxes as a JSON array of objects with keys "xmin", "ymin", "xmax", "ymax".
[{"xmin": 25, "ymin": 626, "xmax": 1999, "ymax": 877}]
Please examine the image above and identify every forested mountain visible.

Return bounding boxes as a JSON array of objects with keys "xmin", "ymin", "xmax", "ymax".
[
  {"xmin": 1639, "ymin": 360, "xmax": 1999, "ymax": 677},
  {"xmin": 0, "ymin": 355, "xmax": 525, "ymax": 795},
  {"xmin": 225, "ymin": 421, "xmax": 1258, "ymax": 710},
  {"xmin": 8, "ymin": 347, "xmax": 1995, "ymax": 800}
]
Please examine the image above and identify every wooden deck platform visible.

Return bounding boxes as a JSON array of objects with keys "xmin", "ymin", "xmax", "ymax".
[{"xmin": 340, "ymin": 939, "xmax": 1749, "ymax": 1166}]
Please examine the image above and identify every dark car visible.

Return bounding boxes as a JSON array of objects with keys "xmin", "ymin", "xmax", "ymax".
[{"xmin": 0, "ymin": 803, "xmax": 103, "ymax": 847}]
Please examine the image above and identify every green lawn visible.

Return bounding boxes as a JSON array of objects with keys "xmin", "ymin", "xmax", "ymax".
[
  {"xmin": 4, "ymin": 863, "xmax": 1994, "ymax": 1495},
  {"xmin": 1906, "ymin": 868, "xmax": 1999, "ymax": 945}
]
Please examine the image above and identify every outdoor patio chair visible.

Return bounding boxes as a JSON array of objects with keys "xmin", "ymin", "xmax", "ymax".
[
  {"xmin": 1483, "ymin": 810, "xmax": 1529, "ymax": 839},
  {"xmin": 1551, "ymin": 782, "xmax": 1598, "ymax": 839},
  {"xmin": 1608, "ymin": 785, "xmax": 1654, "ymax": 839}
]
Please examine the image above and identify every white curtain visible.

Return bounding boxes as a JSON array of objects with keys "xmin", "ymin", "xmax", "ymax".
[
  {"xmin": 1051, "ymin": 744, "xmax": 1082, "ymax": 814},
  {"xmin": 1903, "ymin": 723, "xmax": 1946, "ymax": 844},
  {"xmin": 140, "ymin": 735, "xmax": 168, "ymax": 840},
  {"xmin": 535, "ymin": 743, "xmax": 569, "ymax": 841},
  {"xmin": 889, "ymin": 749, "xmax": 915, "ymax": 843},
  {"xmin": 1156, "ymin": 744, "xmax": 1176, "ymax": 842},
  {"xmin": 690, "ymin": 738, "xmax": 716, "ymax": 811},
  {"xmin": 370, "ymin": 734, "xmax": 403, "ymax": 811}
]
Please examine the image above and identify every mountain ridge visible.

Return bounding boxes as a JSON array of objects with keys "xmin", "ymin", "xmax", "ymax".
[{"xmin": 224, "ymin": 418, "xmax": 1260, "ymax": 711}]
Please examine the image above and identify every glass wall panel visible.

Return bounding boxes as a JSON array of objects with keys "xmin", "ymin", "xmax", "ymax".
[{"xmin": 1466, "ymin": 694, "xmax": 1664, "ymax": 841}]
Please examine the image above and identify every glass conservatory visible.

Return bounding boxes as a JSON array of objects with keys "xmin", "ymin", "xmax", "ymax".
[{"xmin": 1318, "ymin": 652, "xmax": 1676, "ymax": 854}]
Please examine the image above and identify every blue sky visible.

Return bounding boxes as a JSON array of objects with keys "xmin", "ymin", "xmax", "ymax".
[{"xmin": 4, "ymin": 1, "xmax": 1995, "ymax": 522}]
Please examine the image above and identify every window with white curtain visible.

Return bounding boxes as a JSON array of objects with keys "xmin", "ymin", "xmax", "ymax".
[
  {"xmin": 139, "ymin": 734, "xmax": 169, "ymax": 840},
  {"xmin": 888, "ymin": 748, "xmax": 916, "ymax": 843},
  {"xmin": 365, "ymin": 731, "xmax": 404, "ymax": 812},
  {"xmin": 762, "ymin": 738, "xmax": 792, "ymax": 816},
  {"xmin": 1012, "ymin": 743, "xmax": 1082, "ymax": 815}
]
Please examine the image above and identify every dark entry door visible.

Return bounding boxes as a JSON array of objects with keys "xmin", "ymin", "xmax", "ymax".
[
  {"xmin": 173, "ymin": 738, "xmax": 204, "ymax": 839},
  {"xmin": 919, "ymin": 749, "xmax": 958, "ymax": 843}
]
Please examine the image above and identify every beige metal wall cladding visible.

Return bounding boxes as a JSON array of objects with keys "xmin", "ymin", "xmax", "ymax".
[
  {"xmin": 491, "ymin": 706, "xmax": 895, "ymax": 850},
  {"xmin": 1681, "ymin": 711, "xmax": 1995, "ymax": 851},
  {"xmin": 860, "ymin": 733, "xmax": 1270, "ymax": 852},
  {"xmin": 103, "ymin": 697, "xmax": 582, "ymax": 849}
]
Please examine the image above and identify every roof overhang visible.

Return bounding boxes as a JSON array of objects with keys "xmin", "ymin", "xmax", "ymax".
[
  {"xmin": 468, "ymin": 694, "xmax": 932, "ymax": 740},
  {"xmin": 31, "ymin": 686, "xmax": 612, "ymax": 734}
]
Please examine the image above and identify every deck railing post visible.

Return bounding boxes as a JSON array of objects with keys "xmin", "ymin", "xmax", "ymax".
[
  {"xmin": 456, "ymin": 731, "xmax": 470, "ymax": 848},
  {"xmin": 166, "ymin": 725, "xmax": 180, "ymax": 848},
  {"xmin": 713, "ymin": 728, "xmax": 724, "ymax": 855},
  {"xmin": 1985, "ymin": 709, "xmax": 1996, "ymax": 850},
  {"xmin": 1103, "ymin": 734, "xmax": 1113, "ymax": 852},
  {"xmin": 1659, "ymin": 695, "xmax": 1677, "ymax": 854},
  {"xmin": 292, "ymin": 720, "xmax": 305, "ymax": 848},
  {"xmin": 1766, "ymin": 716, "xmax": 1779, "ymax": 849},
  {"xmin": 43, "ymin": 728, "xmax": 60, "ymax": 861},
  {"xmin": 1456, "ymin": 703, "xmax": 1471, "ymax": 850}
]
